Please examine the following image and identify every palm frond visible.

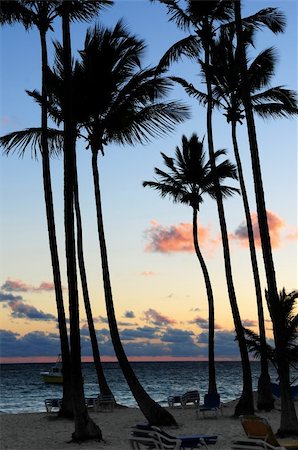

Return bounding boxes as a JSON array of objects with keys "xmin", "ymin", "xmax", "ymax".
[
  {"xmin": 248, "ymin": 47, "xmax": 277, "ymax": 90},
  {"xmin": 0, "ymin": 1, "xmax": 34, "ymax": 28},
  {"xmin": 158, "ymin": 0, "xmax": 192, "ymax": 31},
  {"xmin": 57, "ymin": 1, "xmax": 113, "ymax": 22},
  {"xmin": 157, "ymin": 35, "xmax": 200, "ymax": 72},
  {"xmin": 251, "ymin": 87, "xmax": 298, "ymax": 118},
  {"xmin": 105, "ymin": 101, "xmax": 190, "ymax": 146},
  {"xmin": 0, "ymin": 128, "xmax": 63, "ymax": 160},
  {"xmin": 171, "ymin": 76, "xmax": 209, "ymax": 105},
  {"xmin": 241, "ymin": 8, "xmax": 286, "ymax": 34}
]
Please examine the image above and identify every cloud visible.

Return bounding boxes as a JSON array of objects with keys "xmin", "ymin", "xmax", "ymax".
[
  {"xmin": 143, "ymin": 308, "xmax": 176, "ymax": 326},
  {"xmin": 242, "ymin": 319, "xmax": 258, "ymax": 327},
  {"xmin": 120, "ymin": 326, "xmax": 159, "ymax": 341},
  {"xmin": 189, "ymin": 315, "xmax": 222, "ymax": 330},
  {"xmin": 197, "ymin": 329, "xmax": 240, "ymax": 357},
  {"xmin": 231, "ymin": 211, "xmax": 295, "ymax": 249},
  {"xmin": 140, "ymin": 271, "xmax": 156, "ymax": 277},
  {"xmin": 123, "ymin": 310, "xmax": 135, "ymax": 319},
  {"xmin": 0, "ymin": 292, "xmax": 23, "ymax": 302},
  {"xmin": 1, "ymin": 279, "xmax": 30, "ymax": 292},
  {"xmin": 97, "ymin": 316, "xmax": 109, "ymax": 324},
  {"xmin": 160, "ymin": 328, "xmax": 194, "ymax": 343},
  {"xmin": 7, "ymin": 300, "xmax": 56, "ymax": 321},
  {"xmin": 0, "ymin": 329, "xmax": 61, "ymax": 357},
  {"xmin": 1, "ymin": 278, "xmax": 55, "ymax": 293},
  {"xmin": 144, "ymin": 221, "xmax": 220, "ymax": 256}
]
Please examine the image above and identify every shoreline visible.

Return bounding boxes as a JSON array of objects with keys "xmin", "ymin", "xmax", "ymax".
[{"xmin": 1, "ymin": 397, "xmax": 297, "ymax": 450}]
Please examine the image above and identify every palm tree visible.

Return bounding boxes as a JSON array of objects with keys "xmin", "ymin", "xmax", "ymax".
[
  {"xmin": 36, "ymin": 21, "xmax": 189, "ymax": 425},
  {"xmin": 1, "ymin": 0, "xmax": 113, "ymax": 428},
  {"xmin": 143, "ymin": 133, "xmax": 239, "ymax": 396},
  {"xmin": 75, "ymin": 22, "xmax": 190, "ymax": 427},
  {"xmin": 171, "ymin": 33, "xmax": 297, "ymax": 411},
  {"xmin": 244, "ymin": 289, "xmax": 298, "ymax": 376},
  {"xmin": 0, "ymin": 0, "xmax": 74, "ymax": 416},
  {"xmin": 154, "ymin": 0, "xmax": 254, "ymax": 416},
  {"xmin": 233, "ymin": 1, "xmax": 298, "ymax": 434},
  {"xmin": 73, "ymin": 160, "xmax": 115, "ymax": 400},
  {"xmin": 1, "ymin": 123, "xmax": 115, "ymax": 402},
  {"xmin": 60, "ymin": 1, "xmax": 109, "ymax": 441},
  {"xmin": 208, "ymin": 32, "xmax": 297, "ymax": 412}
]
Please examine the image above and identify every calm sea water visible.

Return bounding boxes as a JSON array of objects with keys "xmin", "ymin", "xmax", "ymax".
[{"xmin": 0, "ymin": 361, "xmax": 278, "ymax": 414}]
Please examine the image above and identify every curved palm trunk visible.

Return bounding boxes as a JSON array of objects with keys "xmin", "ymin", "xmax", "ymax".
[
  {"xmin": 62, "ymin": 4, "xmax": 102, "ymax": 441},
  {"xmin": 203, "ymin": 23, "xmax": 254, "ymax": 416},
  {"xmin": 231, "ymin": 120, "xmax": 274, "ymax": 411},
  {"xmin": 39, "ymin": 26, "xmax": 72, "ymax": 418},
  {"xmin": 91, "ymin": 147, "xmax": 177, "ymax": 426},
  {"xmin": 234, "ymin": 1, "xmax": 298, "ymax": 433},
  {"xmin": 73, "ymin": 162, "xmax": 114, "ymax": 398},
  {"xmin": 192, "ymin": 208, "xmax": 217, "ymax": 394}
]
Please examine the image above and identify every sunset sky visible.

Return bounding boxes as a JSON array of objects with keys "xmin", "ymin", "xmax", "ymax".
[{"xmin": 0, "ymin": 0, "xmax": 297, "ymax": 363}]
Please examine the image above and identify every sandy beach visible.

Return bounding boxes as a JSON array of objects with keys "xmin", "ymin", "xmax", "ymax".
[{"xmin": 1, "ymin": 397, "xmax": 297, "ymax": 450}]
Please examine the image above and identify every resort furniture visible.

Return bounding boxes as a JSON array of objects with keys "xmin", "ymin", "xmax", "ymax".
[
  {"xmin": 168, "ymin": 390, "xmax": 200, "ymax": 409},
  {"xmin": 232, "ymin": 415, "xmax": 298, "ymax": 450},
  {"xmin": 270, "ymin": 383, "xmax": 298, "ymax": 400},
  {"xmin": 95, "ymin": 393, "xmax": 115, "ymax": 412},
  {"xmin": 198, "ymin": 393, "xmax": 223, "ymax": 418},
  {"xmin": 44, "ymin": 398, "xmax": 62, "ymax": 413},
  {"xmin": 129, "ymin": 424, "xmax": 217, "ymax": 449}
]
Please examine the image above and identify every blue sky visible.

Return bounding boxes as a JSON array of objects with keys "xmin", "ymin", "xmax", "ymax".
[{"xmin": 0, "ymin": 0, "xmax": 297, "ymax": 362}]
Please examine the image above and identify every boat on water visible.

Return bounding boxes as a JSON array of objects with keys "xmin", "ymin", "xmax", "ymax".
[{"xmin": 40, "ymin": 355, "xmax": 63, "ymax": 384}]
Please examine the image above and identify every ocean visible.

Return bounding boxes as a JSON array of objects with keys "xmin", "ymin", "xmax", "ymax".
[{"xmin": 0, "ymin": 361, "xmax": 278, "ymax": 414}]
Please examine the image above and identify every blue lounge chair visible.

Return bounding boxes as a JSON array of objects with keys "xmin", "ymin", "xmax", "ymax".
[
  {"xmin": 199, "ymin": 393, "xmax": 223, "ymax": 418},
  {"xmin": 129, "ymin": 424, "xmax": 218, "ymax": 449}
]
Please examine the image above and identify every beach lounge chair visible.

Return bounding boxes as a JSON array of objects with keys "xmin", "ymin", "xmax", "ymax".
[
  {"xmin": 232, "ymin": 415, "xmax": 298, "ymax": 450},
  {"xmin": 95, "ymin": 393, "xmax": 114, "ymax": 412},
  {"xmin": 44, "ymin": 398, "xmax": 62, "ymax": 413},
  {"xmin": 168, "ymin": 390, "xmax": 200, "ymax": 409},
  {"xmin": 129, "ymin": 424, "xmax": 218, "ymax": 449},
  {"xmin": 198, "ymin": 393, "xmax": 223, "ymax": 418},
  {"xmin": 85, "ymin": 397, "xmax": 97, "ymax": 408}
]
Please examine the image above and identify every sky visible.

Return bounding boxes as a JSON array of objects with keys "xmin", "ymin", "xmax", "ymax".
[{"xmin": 0, "ymin": 0, "xmax": 297, "ymax": 363}]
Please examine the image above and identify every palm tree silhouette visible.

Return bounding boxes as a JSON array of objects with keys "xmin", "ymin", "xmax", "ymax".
[
  {"xmin": 143, "ymin": 133, "xmax": 239, "ymax": 396},
  {"xmin": 35, "ymin": 21, "xmax": 189, "ymax": 425},
  {"xmin": 171, "ymin": 31, "xmax": 297, "ymax": 411},
  {"xmin": 245, "ymin": 289, "xmax": 298, "ymax": 377},
  {"xmin": 76, "ymin": 21, "xmax": 190, "ymax": 426},
  {"xmin": 154, "ymin": 0, "xmax": 254, "ymax": 416},
  {"xmin": 233, "ymin": 1, "xmax": 298, "ymax": 434}
]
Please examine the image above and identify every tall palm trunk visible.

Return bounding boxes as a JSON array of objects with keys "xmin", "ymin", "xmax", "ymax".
[
  {"xmin": 61, "ymin": 3, "xmax": 102, "ymax": 441},
  {"xmin": 234, "ymin": 1, "xmax": 298, "ymax": 433},
  {"xmin": 203, "ymin": 21, "xmax": 254, "ymax": 416},
  {"xmin": 73, "ymin": 162, "xmax": 114, "ymax": 399},
  {"xmin": 192, "ymin": 208, "xmax": 217, "ymax": 395},
  {"xmin": 39, "ymin": 25, "xmax": 72, "ymax": 418},
  {"xmin": 91, "ymin": 146, "xmax": 177, "ymax": 426},
  {"xmin": 231, "ymin": 120, "xmax": 274, "ymax": 411}
]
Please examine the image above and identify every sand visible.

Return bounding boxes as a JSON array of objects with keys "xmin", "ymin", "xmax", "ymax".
[{"xmin": 1, "ymin": 397, "xmax": 297, "ymax": 450}]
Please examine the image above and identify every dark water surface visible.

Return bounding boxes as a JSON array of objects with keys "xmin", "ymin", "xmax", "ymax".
[{"xmin": 0, "ymin": 361, "xmax": 277, "ymax": 413}]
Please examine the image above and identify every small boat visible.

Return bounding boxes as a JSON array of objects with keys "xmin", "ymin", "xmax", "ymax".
[{"xmin": 40, "ymin": 355, "xmax": 63, "ymax": 384}]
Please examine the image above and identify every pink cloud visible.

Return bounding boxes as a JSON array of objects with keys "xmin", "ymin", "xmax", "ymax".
[
  {"xmin": 143, "ymin": 308, "xmax": 176, "ymax": 326},
  {"xmin": 1, "ymin": 279, "xmax": 30, "ymax": 292},
  {"xmin": 231, "ymin": 210, "xmax": 291, "ymax": 249},
  {"xmin": 145, "ymin": 221, "xmax": 220, "ymax": 256},
  {"xmin": 189, "ymin": 315, "xmax": 222, "ymax": 330},
  {"xmin": 140, "ymin": 271, "xmax": 156, "ymax": 277},
  {"xmin": 1, "ymin": 278, "xmax": 57, "ymax": 293}
]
